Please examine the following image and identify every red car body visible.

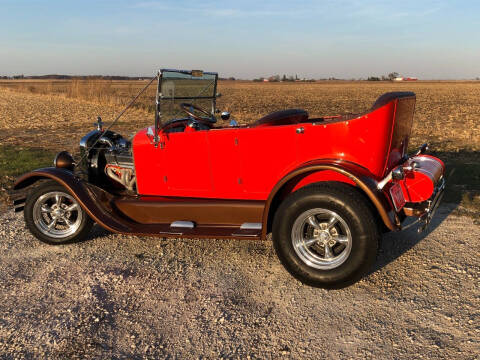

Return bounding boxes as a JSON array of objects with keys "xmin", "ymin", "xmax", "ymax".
[
  {"xmin": 134, "ymin": 95, "xmax": 420, "ymax": 199},
  {"xmin": 12, "ymin": 69, "xmax": 446, "ymax": 287}
]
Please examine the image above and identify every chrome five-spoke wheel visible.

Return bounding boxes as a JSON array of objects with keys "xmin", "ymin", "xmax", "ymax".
[
  {"xmin": 33, "ymin": 191, "xmax": 83, "ymax": 238},
  {"xmin": 291, "ymin": 209, "xmax": 352, "ymax": 270}
]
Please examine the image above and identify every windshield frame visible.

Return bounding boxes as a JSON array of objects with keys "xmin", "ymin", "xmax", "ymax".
[{"xmin": 154, "ymin": 69, "xmax": 219, "ymax": 144}]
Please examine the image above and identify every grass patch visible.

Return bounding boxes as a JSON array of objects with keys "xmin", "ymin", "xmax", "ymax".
[
  {"xmin": 0, "ymin": 146, "xmax": 57, "ymax": 205},
  {"xmin": 435, "ymin": 151, "xmax": 480, "ymax": 214},
  {"xmin": 0, "ymin": 146, "xmax": 56, "ymax": 177}
]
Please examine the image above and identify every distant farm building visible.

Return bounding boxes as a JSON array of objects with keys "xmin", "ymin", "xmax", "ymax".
[{"xmin": 393, "ymin": 77, "xmax": 418, "ymax": 82}]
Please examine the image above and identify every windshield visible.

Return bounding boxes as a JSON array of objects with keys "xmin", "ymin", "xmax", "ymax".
[
  {"xmin": 157, "ymin": 69, "xmax": 218, "ymax": 124},
  {"xmin": 160, "ymin": 70, "xmax": 217, "ymax": 100}
]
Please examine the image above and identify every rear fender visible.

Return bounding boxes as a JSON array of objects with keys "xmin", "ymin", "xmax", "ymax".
[
  {"xmin": 290, "ymin": 170, "xmax": 356, "ymax": 192},
  {"xmin": 13, "ymin": 168, "xmax": 131, "ymax": 233},
  {"xmin": 262, "ymin": 160, "xmax": 399, "ymax": 238}
]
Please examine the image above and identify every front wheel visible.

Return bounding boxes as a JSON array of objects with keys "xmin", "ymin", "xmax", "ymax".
[
  {"xmin": 24, "ymin": 181, "xmax": 93, "ymax": 245},
  {"xmin": 272, "ymin": 183, "xmax": 379, "ymax": 288}
]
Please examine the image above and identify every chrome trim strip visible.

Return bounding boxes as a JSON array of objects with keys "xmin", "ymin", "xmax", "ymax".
[
  {"xmin": 170, "ymin": 221, "xmax": 195, "ymax": 229},
  {"xmin": 240, "ymin": 222, "xmax": 262, "ymax": 230}
]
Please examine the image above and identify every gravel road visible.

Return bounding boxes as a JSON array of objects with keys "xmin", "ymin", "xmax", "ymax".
[{"xmin": 0, "ymin": 204, "xmax": 478, "ymax": 359}]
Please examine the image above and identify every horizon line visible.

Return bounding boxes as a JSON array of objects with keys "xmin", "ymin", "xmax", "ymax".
[{"xmin": 1, "ymin": 74, "xmax": 480, "ymax": 81}]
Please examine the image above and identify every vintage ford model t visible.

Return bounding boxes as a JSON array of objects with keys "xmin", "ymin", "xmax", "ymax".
[{"xmin": 13, "ymin": 69, "xmax": 445, "ymax": 288}]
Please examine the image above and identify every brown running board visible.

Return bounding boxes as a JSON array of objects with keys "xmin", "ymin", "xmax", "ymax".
[{"xmin": 130, "ymin": 224, "xmax": 262, "ymax": 239}]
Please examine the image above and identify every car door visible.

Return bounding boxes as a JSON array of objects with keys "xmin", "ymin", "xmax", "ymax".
[
  {"xmin": 162, "ymin": 129, "xmax": 213, "ymax": 197},
  {"xmin": 237, "ymin": 125, "xmax": 298, "ymax": 198},
  {"xmin": 207, "ymin": 128, "xmax": 243, "ymax": 199},
  {"xmin": 132, "ymin": 127, "xmax": 169, "ymax": 196}
]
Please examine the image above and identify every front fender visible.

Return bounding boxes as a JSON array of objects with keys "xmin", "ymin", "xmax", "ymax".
[
  {"xmin": 262, "ymin": 159, "xmax": 399, "ymax": 238},
  {"xmin": 14, "ymin": 167, "xmax": 79, "ymax": 191},
  {"xmin": 14, "ymin": 167, "xmax": 131, "ymax": 233}
]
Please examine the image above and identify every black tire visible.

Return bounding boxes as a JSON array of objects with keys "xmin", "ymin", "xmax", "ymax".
[
  {"xmin": 272, "ymin": 182, "xmax": 379, "ymax": 289},
  {"xmin": 24, "ymin": 180, "xmax": 93, "ymax": 245}
]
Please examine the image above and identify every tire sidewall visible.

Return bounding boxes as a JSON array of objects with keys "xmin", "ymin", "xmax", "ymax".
[{"xmin": 273, "ymin": 185, "xmax": 378, "ymax": 288}]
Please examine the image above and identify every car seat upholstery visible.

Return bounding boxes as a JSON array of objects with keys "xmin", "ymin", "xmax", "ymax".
[
  {"xmin": 371, "ymin": 92, "xmax": 416, "ymax": 111},
  {"xmin": 251, "ymin": 109, "xmax": 309, "ymax": 127}
]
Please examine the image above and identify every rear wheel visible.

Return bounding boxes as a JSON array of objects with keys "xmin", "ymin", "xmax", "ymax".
[
  {"xmin": 24, "ymin": 181, "xmax": 93, "ymax": 245},
  {"xmin": 272, "ymin": 183, "xmax": 379, "ymax": 288}
]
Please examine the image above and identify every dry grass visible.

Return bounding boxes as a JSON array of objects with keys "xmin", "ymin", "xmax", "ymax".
[
  {"xmin": 0, "ymin": 79, "xmax": 156, "ymax": 112},
  {"xmin": 0, "ymin": 79, "xmax": 478, "ymax": 212}
]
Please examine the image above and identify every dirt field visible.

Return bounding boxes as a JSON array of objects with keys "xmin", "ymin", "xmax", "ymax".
[{"xmin": 0, "ymin": 82, "xmax": 479, "ymax": 358}]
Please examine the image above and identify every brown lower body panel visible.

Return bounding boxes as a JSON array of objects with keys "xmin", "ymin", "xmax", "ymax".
[
  {"xmin": 13, "ymin": 168, "xmax": 265, "ymax": 239},
  {"xmin": 114, "ymin": 196, "xmax": 265, "ymax": 226}
]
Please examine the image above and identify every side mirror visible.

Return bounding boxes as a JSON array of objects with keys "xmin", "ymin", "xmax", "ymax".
[
  {"xmin": 146, "ymin": 127, "xmax": 155, "ymax": 142},
  {"xmin": 221, "ymin": 111, "xmax": 230, "ymax": 120}
]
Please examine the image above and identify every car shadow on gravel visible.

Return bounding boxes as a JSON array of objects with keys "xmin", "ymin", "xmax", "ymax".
[
  {"xmin": 85, "ymin": 224, "xmax": 111, "ymax": 241},
  {"xmin": 370, "ymin": 203, "xmax": 456, "ymax": 274}
]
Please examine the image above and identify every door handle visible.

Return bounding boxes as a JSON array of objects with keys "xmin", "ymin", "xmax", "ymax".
[{"xmin": 296, "ymin": 127, "xmax": 304, "ymax": 134}]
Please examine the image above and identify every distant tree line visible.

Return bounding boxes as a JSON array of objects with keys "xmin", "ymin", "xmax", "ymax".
[
  {"xmin": 367, "ymin": 72, "xmax": 399, "ymax": 81},
  {"xmin": 3, "ymin": 74, "xmax": 241, "ymax": 81},
  {"xmin": 1, "ymin": 74, "xmax": 149, "ymax": 80},
  {"xmin": 253, "ymin": 73, "xmax": 406, "ymax": 82},
  {"xmin": 253, "ymin": 74, "xmax": 315, "ymax": 82}
]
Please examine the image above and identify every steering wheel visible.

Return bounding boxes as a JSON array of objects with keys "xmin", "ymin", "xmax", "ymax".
[{"xmin": 180, "ymin": 103, "xmax": 216, "ymax": 127}]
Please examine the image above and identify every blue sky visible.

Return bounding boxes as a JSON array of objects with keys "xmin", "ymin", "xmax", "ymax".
[{"xmin": 0, "ymin": 0, "xmax": 478, "ymax": 79}]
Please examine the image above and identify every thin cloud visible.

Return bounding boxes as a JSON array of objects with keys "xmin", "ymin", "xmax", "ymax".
[
  {"xmin": 132, "ymin": 1, "xmax": 309, "ymax": 18},
  {"xmin": 341, "ymin": 0, "xmax": 446, "ymax": 20},
  {"xmin": 132, "ymin": 0, "xmax": 446, "ymax": 21}
]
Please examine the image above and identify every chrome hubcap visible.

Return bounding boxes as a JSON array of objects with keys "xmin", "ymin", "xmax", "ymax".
[
  {"xmin": 33, "ymin": 191, "xmax": 82, "ymax": 239},
  {"xmin": 291, "ymin": 209, "xmax": 352, "ymax": 270}
]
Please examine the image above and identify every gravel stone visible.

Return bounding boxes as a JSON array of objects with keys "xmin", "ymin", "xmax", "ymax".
[{"xmin": 0, "ymin": 205, "xmax": 478, "ymax": 359}]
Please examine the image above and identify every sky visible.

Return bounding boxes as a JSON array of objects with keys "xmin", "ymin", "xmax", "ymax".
[{"xmin": 0, "ymin": 0, "xmax": 479, "ymax": 79}]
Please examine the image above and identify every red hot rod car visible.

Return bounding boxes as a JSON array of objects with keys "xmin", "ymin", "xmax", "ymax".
[{"xmin": 13, "ymin": 69, "xmax": 445, "ymax": 288}]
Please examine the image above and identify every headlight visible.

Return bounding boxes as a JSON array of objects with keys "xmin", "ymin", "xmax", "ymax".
[{"xmin": 54, "ymin": 151, "xmax": 75, "ymax": 171}]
